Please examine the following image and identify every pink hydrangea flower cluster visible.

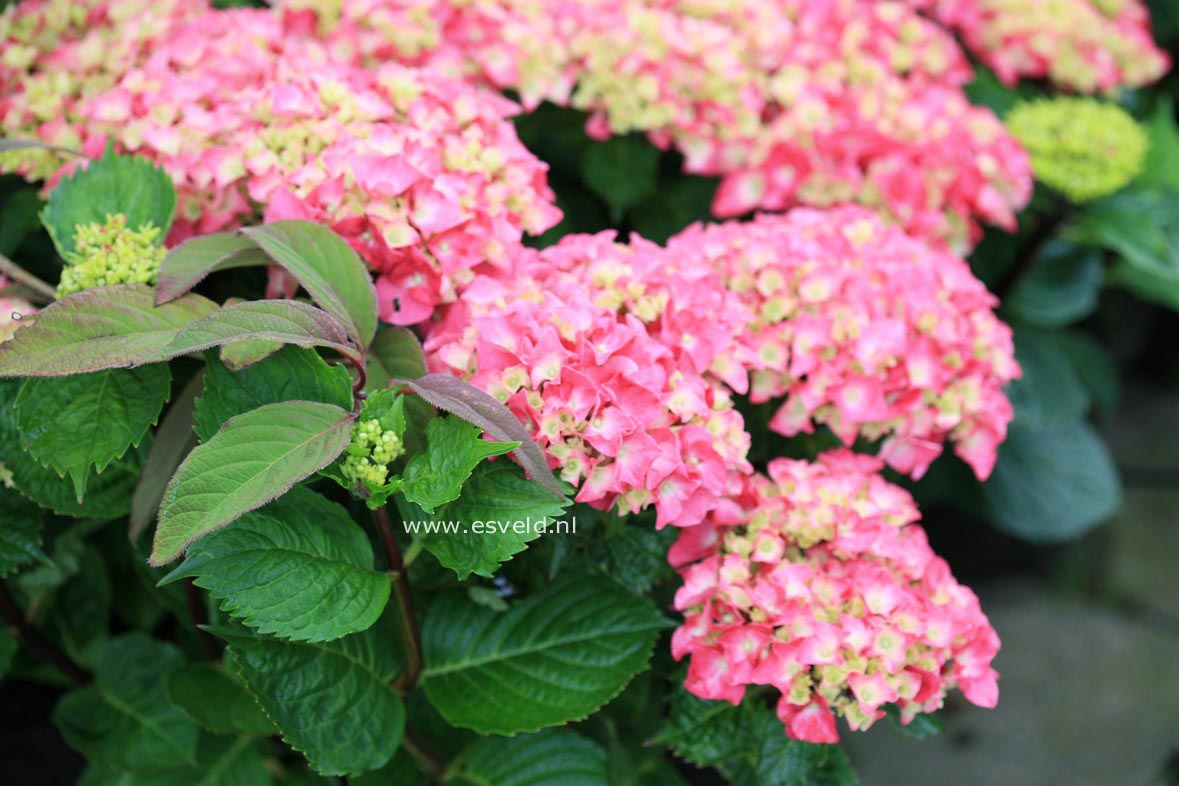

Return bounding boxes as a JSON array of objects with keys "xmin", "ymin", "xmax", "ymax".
[
  {"xmin": 0, "ymin": 0, "xmax": 205, "ymax": 180},
  {"xmin": 910, "ymin": 0, "xmax": 1170, "ymax": 92},
  {"xmin": 1, "ymin": 3, "xmax": 562, "ymax": 321},
  {"xmin": 671, "ymin": 450, "xmax": 1001, "ymax": 742},
  {"xmin": 425, "ymin": 232, "xmax": 753, "ymax": 528},
  {"xmin": 666, "ymin": 207, "xmax": 1020, "ymax": 480},
  {"xmin": 275, "ymin": 0, "xmax": 1032, "ymax": 249}
]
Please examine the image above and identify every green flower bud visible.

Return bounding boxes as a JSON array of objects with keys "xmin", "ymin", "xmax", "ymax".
[
  {"xmin": 56, "ymin": 214, "xmax": 166, "ymax": 298},
  {"xmin": 341, "ymin": 418, "xmax": 405, "ymax": 492},
  {"xmin": 1007, "ymin": 97, "xmax": 1147, "ymax": 204}
]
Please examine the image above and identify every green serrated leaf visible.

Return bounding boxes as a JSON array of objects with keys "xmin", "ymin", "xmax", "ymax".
[
  {"xmin": 400, "ymin": 417, "xmax": 517, "ymax": 513},
  {"xmin": 214, "ymin": 620, "xmax": 405, "ymax": 778},
  {"xmin": 78, "ymin": 734, "xmax": 272, "ymax": 786},
  {"xmin": 587, "ymin": 519, "xmax": 675, "ymax": 594},
  {"xmin": 447, "ymin": 729, "xmax": 610, "ymax": 786},
  {"xmin": 164, "ymin": 663, "xmax": 275, "ymax": 737},
  {"xmin": 365, "ymin": 328, "xmax": 433, "ymax": 454},
  {"xmin": 408, "ymin": 460, "xmax": 571, "ymax": 579},
  {"xmin": 151, "ymin": 400, "xmax": 356, "ymax": 565},
  {"xmin": 421, "ymin": 573, "xmax": 665, "ymax": 734},
  {"xmin": 49, "ymin": 544, "xmax": 111, "ymax": 663},
  {"xmin": 160, "ymin": 488, "xmax": 390, "ymax": 642},
  {"xmin": 1, "ymin": 380, "xmax": 144, "ymax": 518},
  {"xmin": 53, "ymin": 633, "xmax": 200, "ymax": 772},
  {"xmin": 983, "ymin": 419, "xmax": 1122, "ymax": 543},
  {"xmin": 0, "ymin": 486, "xmax": 48, "ymax": 576},
  {"xmin": 194, "ymin": 346, "xmax": 353, "ymax": 442},
  {"xmin": 155, "ymin": 232, "xmax": 273, "ymax": 304},
  {"xmin": 0, "ymin": 285, "xmax": 218, "ymax": 378},
  {"xmin": 406, "ymin": 375, "xmax": 563, "ymax": 498},
  {"xmin": 41, "ymin": 147, "xmax": 176, "ymax": 259},
  {"xmin": 240, "ymin": 222, "xmax": 379, "ymax": 347},
  {"xmin": 15, "ymin": 365, "xmax": 171, "ymax": 500},
  {"xmin": 653, "ymin": 685, "xmax": 762, "ymax": 767},
  {"xmin": 581, "ymin": 136, "xmax": 660, "ymax": 212}
]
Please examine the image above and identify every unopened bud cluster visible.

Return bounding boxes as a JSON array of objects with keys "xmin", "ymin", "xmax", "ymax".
[
  {"xmin": 57, "ymin": 214, "xmax": 166, "ymax": 297},
  {"xmin": 1006, "ymin": 97, "xmax": 1147, "ymax": 203},
  {"xmin": 341, "ymin": 418, "xmax": 404, "ymax": 490}
]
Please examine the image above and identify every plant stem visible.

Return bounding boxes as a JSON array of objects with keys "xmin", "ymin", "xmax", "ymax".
[
  {"xmin": 995, "ymin": 197, "xmax": 1070, "ymax": 300},
  {"xmin": 372, "ymin": 506, "xmax": 423, "ymax": 693},
  {"xmin": 401, "ymin": 726, "xmax": 446, "ymax": 781},
  {"xmin": 0, "ymin": 582, "xmax": 91, "ymax": 686},
  {"xmin": 184, "ymin": 579, "xmax": 221, "ymax": 661},
  {"xmin": 0, "ymin": 252, "xmax": 56, "ymax": 300}
]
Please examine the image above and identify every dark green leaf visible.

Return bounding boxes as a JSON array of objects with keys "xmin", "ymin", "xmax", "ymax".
[
  {"xmin": 215, "ymin": 620, "xmax": 405, "ymax": 777},
  {"xmin": 587, "ymin": 520, "xmax": 675, "ymax": 594},
  {"xmin": 447, "ymin": 729, "xmax": 609, "ymax": 786},
  {"xmin": 164, "ymin": 663, "xmax": 275, "ymax": 736},
  {"xmin": 983, "ymin": 419, "xmax": 1122, "ymax": 542},
  {"xmin": 1004, "ymin": 241, "xmax": 1102, "ymax": 328},
  {"xmin": 1, "ymin": 381, "xmax": 143, "ymax": 518},
  {"xmin": 406, "ymin": 374, "xmax": 563, "ymax": 498},
  {"xmin": 0, "ymin": 626, "xmax": 15, "ymax": 679},
  {"xmin": 0, "ymin": 285, "xmax": 218, "ymax": 378},
  {"xmin": 1006, "ymin": 329, "xmax": 1090, "ymax": 427},
  {"xmin": 581, "ymin": 136, "xmax": 660, "ymax": 212},
  {"xmin": 421, "ymin": 573, "xmax": 665, "ymax": 734},
  {"xmin": 194, "ymin": 346, "xmax": 353, "ymax": 442},
  {"xmin": 41, "ymin": 147, "xmax": 176, "ymax": 258},
  {"xmin": 53, "ymin": 633, "xmax": 200, "ymax": 771},
  {"xmin": 0, "ymin": 487, "xmax": 48, "ymax": 576},
  {"xmin": 653, "ymin": 686, "xmax": 762, "ymax": 767},
  {"xmin": 1076, "ymin": 188, "xmax": 1179, "ymax": 310},
  {"xmin": 77, "ymin": 735, "xmax": 272, "ymax": 786},
  {"xmin": 151, "ymin": 400, "xmax": 356, "ymax": 565},
  {"xmin": 884, "ymin": 704, "xmax": 941, "ymax": 740},
  {"xmin": 160, "ymin": 488, "xmax": 390, "ymax": 642},
  {"xmin": 241, "ymin": 222, "xmax": 379, "ymax": 346},
  {"xmin": 400, "ymin": 417, "xmax": 517, "ymax": 513},
  {"xmin": 409, "ymin": 460, "xmax": 571, "ymax": 579},
  {"xmin": 16, "ymin": 365, "xmax": 171, "ymax": 499}
]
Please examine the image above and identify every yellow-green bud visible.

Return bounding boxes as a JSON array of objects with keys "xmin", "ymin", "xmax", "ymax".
[
  {"xmin": 56, "ymin": 214, "xmax": 166, "ymax": 298},
  {"xmin": 341, "ymin": 418, "xmax": 405, "ymax": 492},
  {"xmin": 1007, "ymin": 97, "xmax": 1147, "ymax": 204}
]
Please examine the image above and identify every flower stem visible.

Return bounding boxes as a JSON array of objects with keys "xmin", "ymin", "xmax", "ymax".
[
  {"xmin": 0, "ymin": 582, "xmax": 91, "ymax": 686},
  {"xmin": 0, "ymin": 252, "xmax": 56, "ymax": 300},
  {"xmin": 401, "ymin": 725, "xmax": 446, "ymax": 781},
  {"xmin": 372, "ymin": 505, "xmax": 423, "ymax": 693}
]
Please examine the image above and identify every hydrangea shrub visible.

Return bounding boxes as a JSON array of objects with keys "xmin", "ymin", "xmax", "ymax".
[{"xmin": 0, "ymin": 0, "xmax": 1175, "ymax": 784}]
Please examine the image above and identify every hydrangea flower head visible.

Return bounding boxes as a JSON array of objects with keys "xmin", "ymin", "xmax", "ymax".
[
  {"xmin": 425, "ymin": 234, "xmax": 752, "ymax": 528},
  {"xmin": 672, "ymin": 450, "xmax": 1000, "ymax": 742},
  {"xmin": 913, "ymin": 0, "xmax": 1170, "ymax": 92},
  {"xmin": 666, "ymin": 207, "xmax": 1020, "ymax": 480},
  {"xmin": 271, "ymin": 0, "xmax": 1033, "ymax": 249},
  {"xmin": 56, "ymin": 214, "xmax": 166, "ymax": 297},
  {"xmin": 1006, "ymin": 97, "xmax": 1147, "ymax": 203}
]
